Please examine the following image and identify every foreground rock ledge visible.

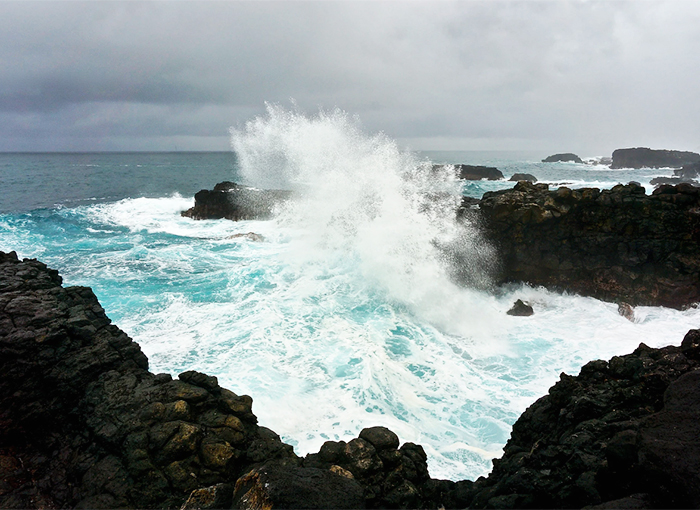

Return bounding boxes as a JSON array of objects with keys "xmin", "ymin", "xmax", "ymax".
[{"xmin": 2, "ymin": 251, "xmax": 700, "ymax": 509}]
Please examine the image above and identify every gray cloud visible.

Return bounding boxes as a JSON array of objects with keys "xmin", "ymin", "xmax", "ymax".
[{"xmin": 1, "ymin": 1, "xmax": 699, "ymax": 154}]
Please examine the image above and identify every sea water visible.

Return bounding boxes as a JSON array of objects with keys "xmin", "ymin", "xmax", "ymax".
[{"xmin": 1, "ymin": 107, "xmax": 698, "ymax": 481}]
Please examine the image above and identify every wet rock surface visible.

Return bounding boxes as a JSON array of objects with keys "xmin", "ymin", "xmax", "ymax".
[
  {"xmin": 2, "ymin": 251, "xmax": 700, "ymax": 509},
  {"xmin": 478, "ymin": 181, "xmax": 700, "ymax": 308},
  {"xmin": 181, "ymin": 181, "xmax": 292, "ymax": 221}
]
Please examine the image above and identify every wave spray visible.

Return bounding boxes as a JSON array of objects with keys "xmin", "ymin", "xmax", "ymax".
[{"xmin": 231, "ymin": 104, "xmax": 498, "ymax": 337}]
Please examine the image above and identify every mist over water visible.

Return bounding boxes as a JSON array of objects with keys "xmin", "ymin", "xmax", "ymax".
[{"xmin": 1, "ymin": 114, "xmax": 699, "ymax": 482}]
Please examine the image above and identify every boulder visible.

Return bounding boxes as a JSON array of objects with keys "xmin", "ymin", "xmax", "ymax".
[
  {"xmin": 478, "ymin": 181, "xmax": 700, "ymax": 308},
  {"xmin": 509, "ymin": 173, "xmax": 538, "ymax": 182},
  {"xmin": 542, "ymin": 153, "xmax": 583, "ymax": 163},
  {"xmin": 611, "ymin": 148, "xmax": 700, "ymax": 169},
  {"xmin": 434, "ymin": 164, "xmax": 504, "ymax": 180},
  {"xmin": 181, "ymin": 182, "xmax": 292, "ymax": 221},
  {"xmin": 507, "ymin": 299, "xmax": 534, "ymax": 316}
]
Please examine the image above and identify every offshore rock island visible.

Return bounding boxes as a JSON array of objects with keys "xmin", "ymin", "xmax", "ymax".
[{"xmin": 2, "ymin": 252, "xmax": 700, "ymax": 508}]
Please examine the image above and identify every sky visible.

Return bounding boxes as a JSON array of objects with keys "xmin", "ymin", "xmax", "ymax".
[{"xmin": 1, "ymin": 0, "xmax": 699, "ymax": 156}]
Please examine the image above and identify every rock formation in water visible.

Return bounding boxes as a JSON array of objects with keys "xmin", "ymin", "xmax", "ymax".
[
  {"xmin": 181, "ymin": 181, "xmax": 292, "ymax": 221},
  {"xmin": 542, "ymin": 153, "xmax": 583, "ymax": 164},
  {"xmin": 433, "ymin": 165, "xmax": 504, "ymax": 181},
  {"xmin": 611, "ymin": 148, "xmax": 700, "ymax": 169},
  {"xmin": 650, "ymin": 162, "xmax": 700, "ymax": 187},
  {"xmin": 509, "ymin": 173, "xmax": 537, "ymax": 183},
  {"xmin": 2, "ymin": 251, "xmax": 700, "ymax": 509},
  {"xmin": 478, "ymin": 181, "xmax": 700, "ymax": 309}
]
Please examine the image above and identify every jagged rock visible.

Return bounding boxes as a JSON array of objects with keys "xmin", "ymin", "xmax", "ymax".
[
  {"xmin": 0, "ymin": 251, "xmax": 295, "ymax": 509},
  {"xmin": 507, "ymin": 299, "xmax": 534, "ymax": 316},
  {"xmin": 611, "ymin": 148, "xmax": 700, "ymax": 169},
  {"xmin": 509, "ymin": 173, "xmax": 538, "ymax": 182},
  {"xmin": 459, "ymin": 330, "xmax": 700, "ymax": 508},
  {"xmin": 542, "ymin": 153, "xmax": 583, "ymax": 163},
  {"xmin": 181, "ymin": 181, "xmax": 292, "ymax": 221},
  {"xmin": 478, "ymin": 181, "xmax": 700, "ymax": 308}
]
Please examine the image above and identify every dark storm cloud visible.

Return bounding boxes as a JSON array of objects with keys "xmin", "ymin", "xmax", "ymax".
[{"xmin": 1, "ymin": 1, "xmax": 699, "ymax": 153}]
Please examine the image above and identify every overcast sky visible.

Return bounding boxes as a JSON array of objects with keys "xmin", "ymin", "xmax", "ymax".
[{"xmin": 1, "ymin": 0, "xmax": 699, "ymax": 155}]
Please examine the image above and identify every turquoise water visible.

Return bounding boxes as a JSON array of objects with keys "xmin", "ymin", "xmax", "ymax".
[{"xmin": 1, "ymin": 109, "xmax": 698, "ymax": 481}]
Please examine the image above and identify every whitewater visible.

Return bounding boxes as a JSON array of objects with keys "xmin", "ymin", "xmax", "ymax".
[{"xmin": 1, "ymin": 106, "xmax": 698, "ymax": 481}]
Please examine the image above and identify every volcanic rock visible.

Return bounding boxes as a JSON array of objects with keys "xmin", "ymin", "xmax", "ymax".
[
  {"xmin": 434, "ymin": 164, "xmax": 504, "ymax": 181},
  {"xmin": 542, "ymin": 153, "xmax": 583, "ymax": 163},
  {"xmin": 507, "ymin": 299, "xmax": 534, "ymax": 316},
  {"xmin": 460, "ymin": 331, "xmax": 700, "ymax": 508},
  {"xmin": 181, "ymin": 181, "xmax": 292, "ymax": 221},
  {"xmin": 478, "ymin": 181, "xmax": 700, "ymax": 308},
  {"xmin": 4, "ymin": 251, "xmax": 700, "ymax": 509},
  {"xmin": 611, "ymin": 148, "xmax": 700, "ymax": 169},
  {"xmin": 509, "ymin": 173, "xmax": 538, "ymax": 182}
]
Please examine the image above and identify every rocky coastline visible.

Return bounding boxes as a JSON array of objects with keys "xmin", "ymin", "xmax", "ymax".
[
  {"xmin": 2, "ymin": 251, "xmax": 700, "ymax": 509},
  {"xmin": 184, "ymin": 179, "xmax": 700, "ymax": 310}
]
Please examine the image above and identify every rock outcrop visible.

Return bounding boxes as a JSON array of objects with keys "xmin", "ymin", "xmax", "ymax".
[
  {"xmin": 477, "ymin": 181, "xmax": 700, "ymax": 309},
  {"xmin": 509, "ymin": 173, "xmax": 537, "ymax": 183},
  {"xmin": 650, "ymin": 162, "xmax": 700, "ymax": 187},
  {"xmin": 456, "ymin": 330, "xmax": 700, "ymax": 508},
  {"xmin": 3, "ymin": 252, "xmax": 700, "ymax": 509},
  {"xmin": 542, "ymin": 153, "xmax": 583, "ymax": 163},
  {"xmin": 434, "ymin": 165, "xmax": 504, "ymax": 181},
  {"xmin": 0, "ymin": 252, "xmax": 438, "ymax": 509},
  {"xmin": 611, "ymin": 148, "xmax": 700, "ymax": 169},
  {"xmin": 181, "ymin": 182, "xmax": 292, "ymax": 221}
]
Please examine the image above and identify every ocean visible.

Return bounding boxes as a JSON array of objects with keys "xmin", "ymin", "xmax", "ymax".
[{"xmin": 1, "ymin": 107, "xmax": 698, "ymax": 482}]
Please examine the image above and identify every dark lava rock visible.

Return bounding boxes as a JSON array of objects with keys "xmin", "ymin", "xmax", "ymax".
[
  {"xmin": 611, "ymin": 147, "xmax": 700, "ymax": 169},
  {"xmin": 231, "ymin": 459, "xmax": 365, "ymax": 509},
  {"xmin": 0, "ymin": 251, "xmax": 294, "ymax": 509},
  {"xmin": 434, "ymin": 164, "xmax": 504, "ymax": 180},
  {"xmin": 462, "ymin": 331, "xmax": 700, "ymax": 508},
  {"xmin": 0, "ymin": 251, "xmax": 437, "ymax": 510},
  {"xmin": 509, "ymin": 173, "xmax": 538, "ymax": 182},
  {"xmin": 181, "ymin": 181, "xmax": 292, "ymax": 220},
  {"xmin": 542, "ymin": 153, "xmax": 583, "ymax": 163},
  {"xmin": 507, "ymin": 299, "xmax": 534, "ymax": 316},
  {"xmin": 4, "ymin": 251, "xmax": 700, "ymax": 509},
  {"xmin": 478, "ymin": 181, "xmax": 700, "ymax": 308},
  {"xmin": 456, "ymin": 164, "xmax": 504, "ymax": 180}
]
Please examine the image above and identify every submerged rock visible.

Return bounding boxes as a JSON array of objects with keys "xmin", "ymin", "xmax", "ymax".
[
  {"xmin": 611, "ymin": 147, "xmax": 700, "ymax": 169},
  {"xmin": 478, "ymin": 181, "xmax": 700, "ymax": 308},
  {"xmin": 542, "ymin": 153, "xmax": 583, "ymax": 163}
]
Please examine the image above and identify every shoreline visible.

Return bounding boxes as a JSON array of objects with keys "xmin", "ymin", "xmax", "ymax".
[{"xmin": 2, "ymin": 251, "xmax": 700, "ymax": 508}]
